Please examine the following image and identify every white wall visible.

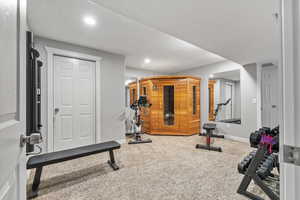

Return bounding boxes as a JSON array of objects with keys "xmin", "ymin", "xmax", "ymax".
[
  {"xmin": 177, "ymin": 61, "xmax": 258, "ymax": 139},
  {"xmin": 125, "ymin": 66, "xmax": 164, "ymax": 83},
  {"xmin": 234, "ymin": 81, "xmax": 241, "ymax": 118},
  {"xmin": 34, "ymin": 36, "xmax": 126, "ymax": 152}
]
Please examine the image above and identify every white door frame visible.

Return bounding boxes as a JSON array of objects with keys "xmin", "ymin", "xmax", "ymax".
[
  {"xmin": 46, "ymin": 47, "xmax": 102, "ymax": 152},
  {"xmin": 256, "ymin": 61, "xmax": 279, "ymax": 126},
  {"xmin": 281, "ymin": 0, "xmax": 300, "ymax": 199},
  {"xmin": 258, "ymin": 63, "xmax": 279, "ymax": 128}
]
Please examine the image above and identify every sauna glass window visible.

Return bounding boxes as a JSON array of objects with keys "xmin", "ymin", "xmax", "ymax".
[
  {"xmin": 193, "ymin": 86, "xmax": 196, "ymax": 114},
  {"xmin": 163, "ymin": 85, "xmax": 174, "ymax": 125}
]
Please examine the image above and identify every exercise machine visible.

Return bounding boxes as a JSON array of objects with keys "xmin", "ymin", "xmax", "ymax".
[
  {"xmin": 237, "ymin": 126, "xmax": 280, "ymax": 200},
  {"xmin": 26, "ymin": 31, "xmax": 43, "ymax": 155},
  {"xmin": 128, "ymin": 96, "xmax": 152, "ymax": 144},
  {"xmin": 196, "ymin": 123, "xmax": 223, "ymax": 152},
  {"xmin": 214, "ymin": 98, "xmax": 231, "ymax": 119}
]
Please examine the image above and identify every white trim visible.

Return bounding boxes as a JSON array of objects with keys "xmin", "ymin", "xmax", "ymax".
[
  {"xmin": 224, "ymin": 135, "xmax": 248, "ymax": 143},
  {"xmin": 45, "ymin": 47, "xmax": 102, "ymax": 152},
  {"xmin": 259, "ymin": 64, "xmax": 279, "ymax": 128},
  {"xmin": 281, "ymin": 1, "xmax": 298, "ymax": 199},
  {"xmin": 256, "ymin": 63, "xmax": 262, "ymax": 128}
]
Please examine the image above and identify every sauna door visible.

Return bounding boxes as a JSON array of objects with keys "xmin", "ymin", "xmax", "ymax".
[{"xmin": 158, "ymin": 81, "xmax": 180, "ymax": 132}]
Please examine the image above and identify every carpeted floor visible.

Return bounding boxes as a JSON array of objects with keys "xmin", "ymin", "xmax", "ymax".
[{"xmin": 27, "ymin": 135, "xmax": 268, "ymax": 200}]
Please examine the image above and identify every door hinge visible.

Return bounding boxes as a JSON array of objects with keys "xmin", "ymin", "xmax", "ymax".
[{"xmin": 283, "ymin": 145, "xmax": 300, "ymax": 166}]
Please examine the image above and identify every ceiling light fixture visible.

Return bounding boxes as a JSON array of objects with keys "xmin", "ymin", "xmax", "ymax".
[
  {"xmin": 83, "ymin": 16, "xmax": 96, "ymax": 26},
  {"xmin": 144, "ymin": 58, "xmax": 151, "ymax": 64}
]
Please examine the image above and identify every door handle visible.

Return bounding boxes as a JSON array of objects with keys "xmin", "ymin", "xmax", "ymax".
[
  {"xmin": 272, "ymin": 105, "xmax": 277, "ymax": 108},
  {"xmin": 20, "ymin": 133, "xmax": 42, "ymax": 147},
  {"xmin": 54, "ymin": 108, "xmax": 60, "ymax": 114}
]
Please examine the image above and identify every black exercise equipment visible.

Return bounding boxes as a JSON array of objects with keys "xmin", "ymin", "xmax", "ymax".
[
  {"xmin": 128, "ymin": 96, "xmax": 152, "ymax": 144},
  {"xmin": 249, "ymin": 126, "xmax": 279, "ymax": 152},
  {"xmin": 26, "ymin": 31, "xmax": 43, "ymax": 154},
  {"xmin": 238, "ymin": 150, "xmax": 257, "ymax": 174},
  {"xmin": 27, "ymin": 141, "xmax": 121, "ymax": 198},
  {"xmin": 214, "ymin": 98, "xmax": 231, "ymax": 118},
  {"xmin": 256, "ymin": 154, "xmax": 278, "ymax": 180},
  {"xmin": 218, "ymin": 118, "xmax": 241, "ymax": 124},
  {"xmin": 237, "ymin": 126, "xmax": 280, "ymax": 200},
  {"xmin": 196, "ymin": 123, "xmax": 223, "ymax": 152}
]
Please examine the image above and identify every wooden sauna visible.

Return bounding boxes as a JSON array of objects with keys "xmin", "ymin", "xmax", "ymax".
[
  {"xmin": 208, "ymin": 80, "xmax": 216, "ymax": 121},
  {"xmin": 129, "ymin": 76, "xmax": 201, "ymax": 135}
]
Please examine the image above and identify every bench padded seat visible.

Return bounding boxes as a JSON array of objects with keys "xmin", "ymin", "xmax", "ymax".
[
  {"xmin": 27, "ymin": 141, "xmax": 120, "ymax": 169},
  {"xmin": 27, "ymin": 141, "xmax": 121, "ymax": 198}
]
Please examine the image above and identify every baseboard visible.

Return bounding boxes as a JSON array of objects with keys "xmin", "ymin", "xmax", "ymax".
[
  {"xmin": 224, "ymin": 135, "xmax": 248, "ymax": 143},
  {"xmin": 116, "ymin": 138, "xmax": 126, "ymax": 144}
]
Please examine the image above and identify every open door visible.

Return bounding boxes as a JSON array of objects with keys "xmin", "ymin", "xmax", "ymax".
[
  {"xmin": 281, "ymin": 0, "xmax": 300, "ymax": 199},
  {"xmin": 0, "ymin": 0, "xmax": 27, "ymax": 199}
]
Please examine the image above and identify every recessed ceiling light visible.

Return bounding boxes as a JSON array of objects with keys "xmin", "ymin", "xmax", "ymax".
[
  {"xmin": 209, "ymin": 74, "xmax": 214, "ymax": 78},
  {"xmin": 144, "ymin": 58, "xmax": 151, "ymax": 64},
  {"xmin": 83, "ymin": 16, "xmax": 96, "ymax": 26}
]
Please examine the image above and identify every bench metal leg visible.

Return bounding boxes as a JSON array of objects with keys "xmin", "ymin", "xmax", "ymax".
[
  {"xmin": 29, "ymin": 167, "xmax": 43, "ymax": 199},
  {"xmin": 107, "ymin": 150, "xmax": 119, "ymax": 170}
]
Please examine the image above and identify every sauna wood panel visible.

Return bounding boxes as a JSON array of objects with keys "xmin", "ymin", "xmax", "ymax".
[
  {"xmin": 129, "ymin": 76, "xmax": 201, "ymax": 135},
  {"xmin": 129, "ymin": 82, "xmax": 137, "ymax": 105}
]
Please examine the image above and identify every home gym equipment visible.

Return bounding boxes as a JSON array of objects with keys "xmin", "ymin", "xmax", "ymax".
[
  {"xmin": 26, "ymin": 31, "xmax": 43, "ymax": 154},
  {"xmin": 196, "ymin": 123, "xmax": 223, "ymax": 152},
  {"xmin": 27, "ymin": 141, "xmax": 121, "ymax": 198},
  {"xmin": 200, "ymin": 123, "xmax": 225, "ymax": 139},
  {"xmin": 237, "ymin": 126, "xmax": 280, "ymax": 200},
  {"xmin": 238, "ymin": 150, "xmax": 257, "ymax": 174},
  {"xmin": 214, "ymin": 98, "xmax": 231, "ymax": 119},
  {"xmin": 128, "ymin": 96, "xmax": 152, "ymax": 144}
]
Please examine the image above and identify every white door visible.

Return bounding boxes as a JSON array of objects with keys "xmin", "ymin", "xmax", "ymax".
[
  {"xmin": 53, "ymin": 56, "xmax": 96, "ymax": 151},
  {"xmin": 261, "ymin": 65, "xmax": 278, "ymax": 128},
  {"xmin": 0, "ymin": 0, "xmax": 26, "ymax": 199}
]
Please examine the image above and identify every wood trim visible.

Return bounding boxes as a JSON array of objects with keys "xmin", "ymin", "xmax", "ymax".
[
  {"xmin": 129, "ymin": 83, "xmax": 137, "ymax": 105},
  {"xmin": 140, "ymin": 75, "xmax": 201, "ymax": 81},
  {"xmin": 208, "ymin": 80, "xmax": 216, "ymax": 121},
  {"xmin": 45, "ymin": 47, "xmax": 102, "ymax": 152}
]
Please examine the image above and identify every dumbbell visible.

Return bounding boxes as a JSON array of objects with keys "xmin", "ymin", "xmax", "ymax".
[
  {"xmin": 256, "ymin": 154, "xmax": 277, "ymax": 179},
  {"xmin": 238, "ymin": 151, "xmax": 257, "ymax": 174}
]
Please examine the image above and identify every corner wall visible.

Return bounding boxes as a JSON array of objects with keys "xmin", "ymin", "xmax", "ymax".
[
  {"xmin": 177, "ymin": 61, "xmax": 258, "ymax": 139},
  {"xmin": 34, "ymin": 36, "xmax": 126, "ymax": 152}
]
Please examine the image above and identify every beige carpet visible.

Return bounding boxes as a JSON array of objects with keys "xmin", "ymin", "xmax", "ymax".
[{"xmin": 27, "ymin": 135, "xmax": 268, "ymax": 200}]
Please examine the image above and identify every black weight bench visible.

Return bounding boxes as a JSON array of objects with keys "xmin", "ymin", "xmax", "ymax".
[
  {"xmin": 27, "ymin": 141, "xmax": 121, "ymax": 198},
  {"xmin": 196, "ymin": 123, "xmax": 223, "ymax": 152}
]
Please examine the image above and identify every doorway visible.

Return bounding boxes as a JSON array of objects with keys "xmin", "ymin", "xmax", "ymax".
[
  {"xmin": 46, "ymin": 47, "xmax": 102, "ymax": 153},
  {"xmin": 53, "ymin": 55, "xmax": 96, "ymax": 151},
  {"xmin": 261, "ymin": 64, "xmax": 278, "ymax": 128}
]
